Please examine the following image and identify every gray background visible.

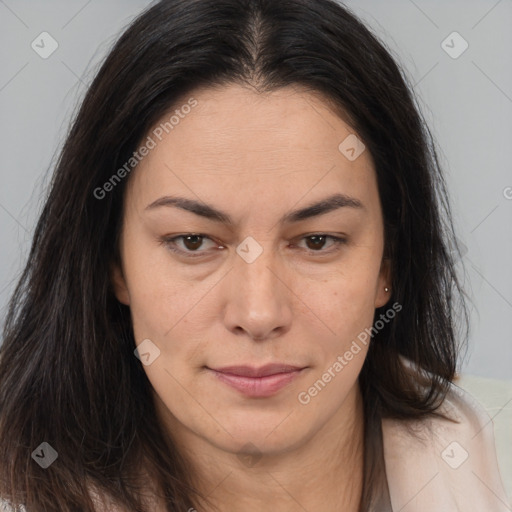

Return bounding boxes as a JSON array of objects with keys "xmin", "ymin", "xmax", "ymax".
[{"xmin": 1, "ymin": 0, "xmax": 511, "ymax": 379}]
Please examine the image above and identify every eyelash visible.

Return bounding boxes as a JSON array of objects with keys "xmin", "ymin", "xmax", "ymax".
[{"xmin": 159, "ymin": 233, "xmax": 347, "ymax": 258}]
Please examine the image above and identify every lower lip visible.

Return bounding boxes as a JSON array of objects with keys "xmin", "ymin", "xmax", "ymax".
[{"xmin": 209, "ymin": 369, "xmax": 305, "ymax": 398}]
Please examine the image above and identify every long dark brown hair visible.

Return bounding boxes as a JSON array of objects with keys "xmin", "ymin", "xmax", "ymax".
[{"xmin": 0, "ymin": 0, "xmax": 469, "ymax": 510}]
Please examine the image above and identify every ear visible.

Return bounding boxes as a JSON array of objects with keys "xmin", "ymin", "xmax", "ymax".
[
  {"xmin": 374, "ymin": 257, "xmax": 392, "ymax": 309},
  {"xmin": 109, "ymin": 260, "xmax": 131, "ymax": 305}
]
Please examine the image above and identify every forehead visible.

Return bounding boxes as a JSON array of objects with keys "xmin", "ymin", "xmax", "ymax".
[
  {"xmin": 156, "ymin": 83, "xmax": 358, "ymax": 157},
  {"xmin": 126, "ymin": 83, "xmax": 377, "ymax": 216}
]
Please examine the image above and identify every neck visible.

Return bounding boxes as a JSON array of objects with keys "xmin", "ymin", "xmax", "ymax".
[{"xmin": 159, "ymin": 383, "xmax": 365, "ymax": 512}]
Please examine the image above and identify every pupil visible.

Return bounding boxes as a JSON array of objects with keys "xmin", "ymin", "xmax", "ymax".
[
  {"xmin": 308, "ymin": 235, "xmax": 325, "ymax": 250},
  {"xmin": 185, "ymin": 235, "xmax": 202, "ymax": 250}
]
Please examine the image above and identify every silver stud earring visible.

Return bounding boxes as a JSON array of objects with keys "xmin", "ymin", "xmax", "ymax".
[{"xmin": 384, "ymin": 287, "xmax": 390, "ymax": 292}]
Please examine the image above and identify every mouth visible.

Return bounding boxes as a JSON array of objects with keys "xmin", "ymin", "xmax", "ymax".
[{"xmin": 206, "ymin": 364, "xmax": 307, "ymax": 398}]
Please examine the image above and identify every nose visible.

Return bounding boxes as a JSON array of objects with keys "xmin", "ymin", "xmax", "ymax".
[{"xmin": 221, "ymin": 248, "xmax": 293, "ymax": 342}]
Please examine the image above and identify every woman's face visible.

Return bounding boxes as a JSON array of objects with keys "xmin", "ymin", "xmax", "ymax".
[{"xmin": 112, "ymin": 83, "xmax": 391, "ymax": 459}]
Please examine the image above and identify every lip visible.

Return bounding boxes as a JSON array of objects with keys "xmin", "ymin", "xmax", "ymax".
[{"xmin": 207, "ymin": 364, "xmax": 306, "ymax": 398}]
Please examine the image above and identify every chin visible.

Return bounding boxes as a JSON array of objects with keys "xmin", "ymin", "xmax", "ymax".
[{"xmin": 207, "ymin": 411, "xmax": 310, "ymax": 456}]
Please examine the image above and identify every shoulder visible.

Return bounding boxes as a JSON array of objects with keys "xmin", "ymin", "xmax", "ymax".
[{"xmin": 382, "ymin": 381, "xmax": 510, "ymax": 511}]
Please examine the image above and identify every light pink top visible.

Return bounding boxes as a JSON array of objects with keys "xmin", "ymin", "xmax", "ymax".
[{"xmin": 382, "ymin": 382, "xmax": 510, "ymax": 511}]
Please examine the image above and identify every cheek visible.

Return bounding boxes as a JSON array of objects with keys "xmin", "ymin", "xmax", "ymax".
[
  {"xmin": 120, "ymin": 229, "xmax": 187, "ymax": 332},
  {"xmin": 126, "ymin": 275, "xmax": 172, "ymax": 342},
  {"xmin": 296, "ymin": 282, "xmax": 374, "ymax": 412},
  {"xmin": 310, "ymin": 264, "xmax": 381, "ymax": 345},
  {"xmin": 122, "ymin": 251, "xmax": 217, "ymax": 378}
]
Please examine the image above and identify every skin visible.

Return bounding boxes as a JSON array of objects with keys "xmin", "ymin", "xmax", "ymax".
[{"xmin": 111, "ymin": 83, "xmax": 391, "ymax": 511}]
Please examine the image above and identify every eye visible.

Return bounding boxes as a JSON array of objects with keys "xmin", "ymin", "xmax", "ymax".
[
  {"xmin": 294, "ymin": 234, "xmax": 347, "ymax": 255},
  {"xmin": 160, "ymin": 234, "xmax": 220, "ymax": 257},
  {"xmin": 160, "ymin": 233, "xmax": 347, "ymax": 259}
]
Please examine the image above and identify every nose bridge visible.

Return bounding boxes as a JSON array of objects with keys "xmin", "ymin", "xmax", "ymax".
[
  {"xmin": 235, "ymin": 237, "xmax": 283, "ymax": 302},
  {"xmin": 224, "ymin": 236, "xmax": 292, "ymax": 338}
]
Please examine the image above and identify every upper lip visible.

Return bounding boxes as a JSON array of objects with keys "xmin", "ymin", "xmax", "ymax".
[{"xmin": 210, "ymin": 364, "xmax": 305, "ymax": 378}]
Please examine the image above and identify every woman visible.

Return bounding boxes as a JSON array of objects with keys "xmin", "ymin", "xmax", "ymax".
[{"xmin": 0, "ymin": 0, "xmax": 508, "ymax": 510}]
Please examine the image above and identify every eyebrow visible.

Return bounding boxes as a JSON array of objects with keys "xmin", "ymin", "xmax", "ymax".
[{"xmin": 145, "ymin": 193, "xmax": 364, "ymax": 225}]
